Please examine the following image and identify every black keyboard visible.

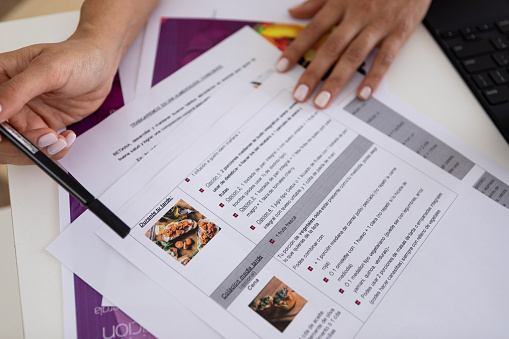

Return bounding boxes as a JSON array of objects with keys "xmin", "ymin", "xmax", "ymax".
[{"xmin": 426, "ymin": 18, "xmax": 509, "ymax": 143}]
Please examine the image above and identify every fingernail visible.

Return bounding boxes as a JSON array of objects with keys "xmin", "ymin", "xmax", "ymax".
[
  {"xmin": 37, "ymin": 133, "xmax": 59, "ymax": 148},
  {"xmin": 47, "ymin": 138, "xmax": 67, "ymax": 154},
  {"xmin": 276, "ymin": 57, "xmax": 289, "ymax": 72},
  {"xmin": 65, "ymin": 133, "xmax": 76, "ymax": 148},
  {"xmin": 359, "ymin": 86, "xmax": 372, "ymax": 100},
  {"xmin": 314, "ymin": 91, "xmax": 331, "ymax": 108},
  {"xmin": 294, "ymin": 84, "xmax": 309, "ymax": 101}
]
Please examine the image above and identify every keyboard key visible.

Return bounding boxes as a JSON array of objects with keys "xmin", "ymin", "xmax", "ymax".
[
  {"xmin": 489, "ymin": 70, "xmax": 509, "ymax": 85},
  {"xmin": 491, "ymin": 36, "xmax": 509, "ymax": 50},
  {"xmin": 460, "ymin": 27, "xmax": 480, "ymax": 40},
  {"xmin": 461, "ymin": 27, "xmax": 475, "ymax": 34},
  {"xmin": 496, "ymin": 19, "xmax": 509, "ymax": 33},
  {"xmin": 478, "ymin": 23, "xmax": 494, "ymax": 31},
  {"xmin": 493, "ymin": 52, "xmax": 509, "ymax": 66},
  {"xmin": 463, "ymin": 55, "xmax": 497, "ymax": 73},
  {"xmin": 473, "ymin": 73, "xmax": 494, "ymax": 88},
  {"xmin": 451, "ymin": 41, "xmax": 494, "ymax": 58},
  {"xmin": 463, "ymin": 32, "xmax": 480, "ymax": 40},
  {"xmin": 441, "ymin": 30, "xmax": 458, "ymax": 39},
  {"xmin": 484, "ymin": 87, "xmax": 509, "ymax": 104}
]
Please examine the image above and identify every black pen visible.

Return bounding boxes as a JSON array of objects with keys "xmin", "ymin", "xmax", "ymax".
[{"xmin": 0, "ymin": 121, "xmax": 130, "ymax": 238}]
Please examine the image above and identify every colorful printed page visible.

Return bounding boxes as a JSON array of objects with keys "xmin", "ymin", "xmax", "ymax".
[
  {"xmin": 93, "ymin": 28, "xmax": 509, "ymax": 338},
  {"xmin": 135, "ymin": 0, "xmax": 305, "ymax": 94}
]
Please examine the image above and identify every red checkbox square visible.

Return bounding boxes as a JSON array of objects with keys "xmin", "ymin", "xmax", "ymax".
[
  {"xmin": 339, "ymin": 289, "xmax": 344, "ymax": 294},
  {"xmin": 250, "ymin": 226, "xmax": 255, "ymax": 230},
  {"xmin": 270, "ymin": 239, "xmax": 275, "ymax": 244},
  {"xmin": 199, "ymin": 188, "xmax": 204, "ymax": 192},
  {"xmin": 355, "ymin": 300, "xmax": 361, "ymax": 305},
  {"xmin": 233, "ymin": 213, "xmax": 238, "ymax": 218},
  {"xmin": 308, "ymin": 266, "xmax": 313, "ymax": 271},
  {"xmin": 219, "ymin": 203, "xmax": 224, "ymax": 207},
  {"xmin": 323, "ymin": 278, "xmax": 329, "ymax": 283},
  {"xmin": 185, "ymin": 178, "xmax": 190, "ymax": 182}
]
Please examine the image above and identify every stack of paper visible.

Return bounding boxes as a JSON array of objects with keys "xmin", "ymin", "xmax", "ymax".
[{"xmin": 47, "ymin": 1, "xmax": 509, "ymax": 338}]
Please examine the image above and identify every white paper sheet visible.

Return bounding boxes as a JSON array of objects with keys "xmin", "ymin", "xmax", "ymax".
[
  {"xmin": 50, "ymin": 28, "xmax": 509, "ymax": 338},
  {"xmin": 118, "ymin": 27, "xmax": 145, "ymax": 104}
]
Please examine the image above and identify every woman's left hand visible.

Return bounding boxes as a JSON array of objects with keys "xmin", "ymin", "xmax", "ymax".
[{"xmin": 276, "ymin": 0, "xmax": 432, "ymax": 108}]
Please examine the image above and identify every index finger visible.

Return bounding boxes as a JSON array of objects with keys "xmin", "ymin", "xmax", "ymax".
[{"xmin": 276, "ymin": 4, "xmax": 345, "ymax": 73}]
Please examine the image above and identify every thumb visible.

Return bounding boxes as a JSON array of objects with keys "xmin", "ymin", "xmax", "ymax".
[
  {"xmin": 288, "ymin": 0, "xmax": 327, "ymax": 18},
  {"xmin": 0, "ymin": 59, "xmax": 57, "ymax": 123}
]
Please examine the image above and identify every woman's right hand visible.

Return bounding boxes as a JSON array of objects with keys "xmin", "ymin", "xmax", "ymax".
[
  {"xmin": 0, "ymin": 0, "xmax": 160, "ymax": 165},
  {"xmin": 0, "ymin": 37, "xmax": 118, "ymax": 165}
]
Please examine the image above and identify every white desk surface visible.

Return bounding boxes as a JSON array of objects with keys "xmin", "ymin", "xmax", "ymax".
[
  {"xmin": 3, "ymin": 10, "xmax": 509, "ymax": 339},
  {"xmin": 2, "ymin": 12, "xmax": 80, "ymax": 338}
]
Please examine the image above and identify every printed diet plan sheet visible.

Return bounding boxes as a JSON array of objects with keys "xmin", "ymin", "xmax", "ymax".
[
  {"xmin": 93, "ymin": 28, "xmax": 509, "ymax": 339},
  {"xmin": 59, "ymin": 25, "xmax": 281, "ymax": 195}
]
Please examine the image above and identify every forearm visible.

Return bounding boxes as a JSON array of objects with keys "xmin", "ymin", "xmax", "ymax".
[{"xmin": 71, "ymin": 0, "xmax": 160, "ymax": 72}]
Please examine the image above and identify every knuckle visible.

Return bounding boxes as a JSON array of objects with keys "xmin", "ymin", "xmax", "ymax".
[
  {"xmin": 321, "ymin": 39, "xmax": 344, "ymax": 57},
  {"xmin": 301, "ymin": 68, "xmax": 322, "ymax": 84},
  {"xmin": 324, "ymin": 75, "xmax": 345, "ymax": 92},
  {"xmin": 396, "ymin": 18, "xmax": 413, "ymax": 37},
  {"xmin": 5, "ymin": 76, "xmax": 22, "ymax": 95},
  {"xmin": 345, "ymin": 46, "xmax": 365, "ymax": 64},
  {"xmin": 377, "ymin": 49, "xmax": 395, "ymax": 67},
  {"xmin": 360, "ymin": 27, "xmax": 379, "ymax": 45},
  {"xmin": 374, "ymin": 15, "xmax": 391, "ymax": 29},
  {"xmin": 367, "ymin": 73, "xmax": 383, "ymax": 86},
  {"xmin": 355, "ymin": 0, "xmax": 376, "ymax": 17},
  {"xmin": 304, "ymin": 20, "xmax": 326, "ymax": 39},
  {"xmin": 0, "ymin": 61, "xmax": 7, "ymax": 77}
]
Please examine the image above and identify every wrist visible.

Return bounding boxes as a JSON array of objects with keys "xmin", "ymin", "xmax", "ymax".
[
  {"xmin": 69, "ymin": 23, "xmax": 124, "ymax": 77},
  {"xmin": 70, "ymin": 0, "xmax": 159, "ymax": 75}
]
